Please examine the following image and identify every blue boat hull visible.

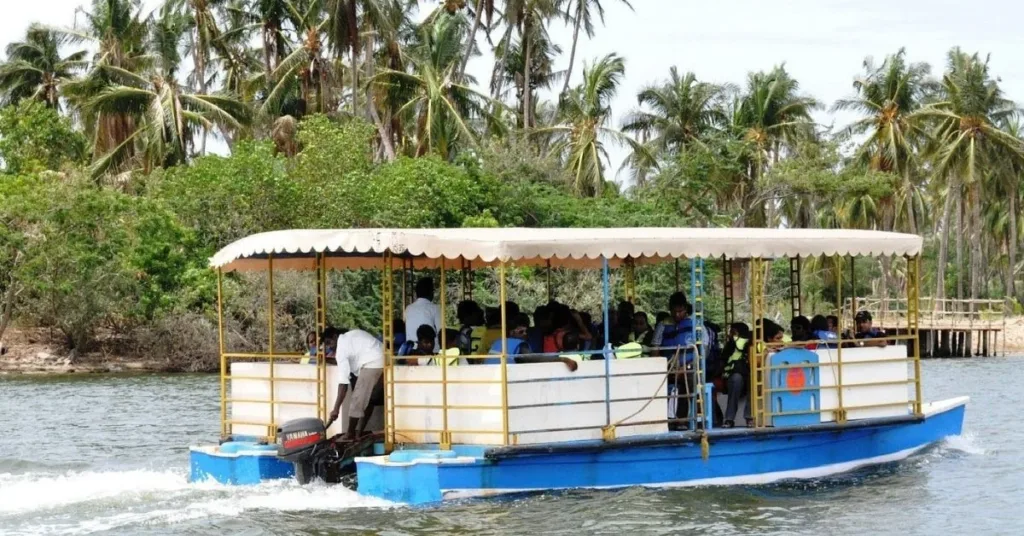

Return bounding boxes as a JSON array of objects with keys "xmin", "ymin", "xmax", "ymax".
[{"xmin": 356, "ymin": 397, "xmax": 967, "ymax": 504}]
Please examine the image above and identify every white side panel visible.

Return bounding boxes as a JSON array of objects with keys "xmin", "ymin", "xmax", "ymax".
[
  {"xmin": 815, "ymin": 346, "xmax": 911, "ymax": 422},
  {"xmin": 229, "ymin": 363, "xmax": 383, "ymax": 439},
  {"xmin": 391, "ymin": 358, "xmax": 669, "ymax": 446}
]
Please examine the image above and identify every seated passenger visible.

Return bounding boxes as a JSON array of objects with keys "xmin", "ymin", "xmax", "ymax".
[
  {"xmin": 456, "ymin": 300, "xmax": 486, "ymax": 362},
  {"xmin": 528, "ymin": 305, "xmax": 552, "ymax": 354},
  {"xmin": 790, "ymin": 316, "xmax": 812, "ymax": 343},
  {"xmin": 652, "ymin": 293, "xmax": 699, "ymax": 428},
  {"xmin": 826, "ymin": 315, "xmax": 839, "ymax": 335},
  {"xmin": 853, "ymin": 311, "xmax": 888, "ymax": 347},
  {"xmin": 721, "ymin": 323, "xmax": 752, "ymax": 428},
  {"xmin": 487, "ymin": 314, "xmax": 577, "ymax": 371},
  {"xmin": 393, "ymin": 318, "xmax": 407, "ymax": 350},
  {"xmin": 811, "ymin": 315, "xmax": 838, "ymax": 347},
  {"xmin": 301, "ymin": 330, "xmax": 318, "ymax": 364},
  {"xmin": 408, "ymin": 324, "xmax": 436, "ymax": 365},
  {"xmin": 630, "ymin": 311, "xmax": 654, "ymax": 347}
]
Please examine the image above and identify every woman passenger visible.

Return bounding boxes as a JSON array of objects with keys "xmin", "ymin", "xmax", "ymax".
[{"xmin": 721, "ymin": 323, "xmax": 752, "ymax": 428}]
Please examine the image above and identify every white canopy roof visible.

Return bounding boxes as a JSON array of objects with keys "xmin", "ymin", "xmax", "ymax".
[{"xmin": 210, "ymin": 228, "xmax": 923, "ymax": 272}]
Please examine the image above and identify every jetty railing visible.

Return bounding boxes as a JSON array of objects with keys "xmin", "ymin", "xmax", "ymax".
[{"xmin": 843, "ymin": 297, "xmax": 1008, "ymax": 330}]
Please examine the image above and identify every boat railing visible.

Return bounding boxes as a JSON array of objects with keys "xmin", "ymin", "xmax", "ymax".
[
  {"xmin": 752, "ymin": 334, "xmax": 923, "ymax": 426},
  {"xmin": 385, "ymin": 343, "xmax": 708, "ymax": 448}
]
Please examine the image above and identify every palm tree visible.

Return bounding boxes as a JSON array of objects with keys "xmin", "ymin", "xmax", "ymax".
[
  {"xmin": 537, "ymin": 53, "xmax": 644, "ymax": 196},
  {"xmin": 85, "ymin": 6, "xmax": 251, "ymax": 175},
  {"xmin": 0, "ymin": 27, "xmax": 87, "ymax": 109},
  {"xmin": 919, "ymin": 47, "xmax": 1024, "ymax": 302},
  {"xmin": 327, "ymin": 0, "xmax": 403, "ymax": 115},
  {"xmin": 833, "ymin": 48, "xmax": 934, "ymax": 235},
  {"xmin": 372, "ymin": 11, "xmax": 501, "ymax": 158},
  {"xmin": 730, "ymin": 65, "xmax": 819, "ymax": 225},
  {"xmin": 622, "ymin": 68, "xmax": 726, "ymax": 155},
  {"xmin": 56, "ymin": 0, "xmax": 152, "ymax": 169},
  {"xmin": 262, "ymin": 0, "xmax": 336, "ymax": 115},
  {"xmin": 498, "ymin": 0, "xmax": 559, "ymax": 128},
  {"xmin": 457, "ymin": 0, "xmax": 496, "ymax": 79},
  {"xmin": 492, "ymin": 28, "xmax": 563, "ymax": 128},
  {"xmin": 558, "ymin": 0, "xmax": 632, "ymax": 97}
]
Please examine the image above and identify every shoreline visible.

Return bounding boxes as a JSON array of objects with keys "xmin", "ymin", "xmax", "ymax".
[{"xmin": 4, "ymin": 320, "xmax": 1024, "ymax": 376}]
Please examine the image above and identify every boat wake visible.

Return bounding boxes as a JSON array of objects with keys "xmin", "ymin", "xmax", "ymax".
[
  {"xmin": 0, "ymin": 468, "xmax": 394, "ymax": 536},
  {"xmin": 938, "ymin": 432, "xmax": 986, "ymax": 456}
]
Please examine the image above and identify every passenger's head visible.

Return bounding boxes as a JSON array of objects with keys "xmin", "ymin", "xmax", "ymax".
[
  {"xmin": 393, "ymin": 318, "xmax": 405, "ymax": 335},
  {"xmin": 551, "ymin": 303, "xmax": 573, "ymax": 330},
  {"xmin": 457, "ymin": 300, "xmax": 484, "ymax": 326},
  {"xmin": 761, "ymin": 319, "xmax": 784, "ymax": 343},
  {"xmin": 618, "ymin": 301, "xmax": 635, "ymax": 324},
  {"xmin": 415, "ymin": 277, "xmax": 434, "ymax": 300},
  {"xmin": 633, "ymin": 312, "xmax": 651, "ymax": 333},
  {"xmin": 668, "ymin": 292, "xmax": 688, "ymax": 322},
  {"xmin": 811, "ymin": 315, "xmax": 829, "ymax": 334},
  {"xmin": 655, "ymin": 311, "xmax": 671, "ymax": 325},
  {"xmin": 533, "ymin": 305, "xmax": 552, "ymax": 330},
  {"xmin": 485, "ymin": 306, "xmax": 501, "ymax": 327},
  {"xmin": 505, "ymin": 301, "xmax": 521, "ymax": 319},
  {"xmin": 306, "ymin": 330, "xmax": 317, "ymax": 347},
  {"xmin": 827, "ymin": 315, "xmax": 839, "ymax": 333},
  {"xmin": 416, "ymin": 324, "xmax": 436, "ymax": 354},
  {"xmin": 730, "ymin": 322, "xmax": 751, "ymax": 340},
  {"xmin": 562, "ymin": 330, "xmax": 581, "ymax": 352},
  {"xmin": 509, "ymin": 313, "xmax": 531, "ymax": 339},
  {"xmin": 790, "ymin": 315, "xmax": 811, "ymax": 341},
  {"xmin": 579, "ymin": 311, "xmax": 593, "ymax": 327},
  {"xmin": 855, "ymin": 310, "xmax": 873, "ymax": 333}
]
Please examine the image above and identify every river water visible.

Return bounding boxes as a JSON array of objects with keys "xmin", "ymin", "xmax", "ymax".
[{"xmin": 0, "ymin": 357, "xmax": 1015, "ymax": 535}]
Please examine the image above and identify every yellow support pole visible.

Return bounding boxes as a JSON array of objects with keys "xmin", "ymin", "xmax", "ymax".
[
  {"xmin": 835, "ymin": 255, "xmax": 846, "ymax": 424},
  {"xmin": 217, "ymin": 268, "xmax": 228, "ymax": 440},
  {"xmin": 909, "ymin": 254, "xmax": 923, "ymax": 416},
  {"xmin": 382, "ymin": 251, "xmax": 395, "ymax": 452},
  {"xmin": 315, "ymin": 253, "xmax": 327, "ymax": 421},
  {"xmin": 440, "ymin": 258, "xmax": 451, "ymax": 449},
  {"xmin": 624, "ymin": 257, "xmax": 636, "ymax": 303},
  {"xmin": 267, "ymin": 255, "xmax": 276, "ymax": 441},
  {"xmin": 499, "ymin": 261, "xmax": 510, "ymax": 446},
  {"xmin": 750, "ymin": 258, "xmax": 765, "ymax": 428},
  {"xmin": 545, "ymin": 260, "xmax": 552, "ymax": 302}
]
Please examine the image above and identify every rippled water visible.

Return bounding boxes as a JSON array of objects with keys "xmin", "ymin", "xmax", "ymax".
[{"xmin": 0, "ymin": 358, "xmax": 1016, "ymax": 535}]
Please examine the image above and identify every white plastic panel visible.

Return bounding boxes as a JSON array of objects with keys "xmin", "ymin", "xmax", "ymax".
[{"xmin": 816, "ymin": 346, "xmax": 912, "ymax": 422}]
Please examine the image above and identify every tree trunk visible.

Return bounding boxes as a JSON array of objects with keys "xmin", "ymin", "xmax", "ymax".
[
  {"xmin": 458, "ymin": 0, "xmax": 486, "ymax": 80},
  {"xmin": 490, "ymin": 24, "xmax": 515, "ymax": 99},
  {"xmin": 364, "ymin": 30, "xmax": 374, "ymax": 120},
  {"xmin": 956, "ymin": 185, "xmax": 964, "ymax": 304},
  {"xmin": 561, "ymin": 3, "xmax": 582, "ymax": 97},
  {"xmin": 351, "ymin": 48, "xmax": 359, "ymax": 115},
  {"xmin": 1010, "ymin": 182, "xmax": 1019, "ymax": 301},
  {"xmin": 936, "ymin": 184, "xmax": 955, "ymax": 305},
  {"xmin": 970, "ymin": 181, "xmax": 983, "ymax": 302},
  {"xmin": 522, "ymin": 17, "xmax": 533, "ymax": 129}
]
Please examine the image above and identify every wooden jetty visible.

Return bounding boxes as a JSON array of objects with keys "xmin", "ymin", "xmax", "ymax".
[{"xmin": 845, "ymin": 298, "xmax": 1008, "ymax": 358}]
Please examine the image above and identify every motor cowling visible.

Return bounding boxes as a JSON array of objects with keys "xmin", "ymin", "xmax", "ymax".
[
  {"xmin": 276, "ymin": 418, "xmax": 342, "ymax": 485},
  {"xmin": 277, "ymin": 418, "xmax": 327, "ymax": 461}
]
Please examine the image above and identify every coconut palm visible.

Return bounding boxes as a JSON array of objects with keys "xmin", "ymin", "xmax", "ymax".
[
  {"xmin": 457, "ymin": 0, "xmax": 497, "ymax": 79},
  {"xmin": 85, "ymin": 6, "xmax": 251, "ymax": 175},
  {"xmin": 919, "ymin": 48, "xmax": 1024, "ymax": 302},
  {"xmin": 372, "ymin": 11, "xmax": 502, "ymax": 158},
  {"xmin": 327, "ymin": 0, "xmax": 404, "ymax": 115},
  {"xmin": 492, "ymin": 28, "xmax": 563, "ymax": 128},
  {"xmin": 622, "ymin": 68, "xmax": 726, "ymax": 154},
  {"xmin": 537, "ymin": 53, "xmax": 645, "ymax": 196},
  {"xmin": 833, "ymin": 49, "xmax": 934, "ymax": 234},
  {"xmin": 57, "ymin": 0, "xmax": 152, "ymax": 169},
  {"xmin": 0, "ymin": 27, "xmax": 87, "ymax": 109},
  {"xmin": 497, "ymin": 0, "xmax": 559, "ymax": 128},
  {"xmin": 558, "ymin": 0, "xmax": 632, "ymax": 97},
  {"xmin": 260, "ymin": 0, "xmax": 337, "ymax": 115}
]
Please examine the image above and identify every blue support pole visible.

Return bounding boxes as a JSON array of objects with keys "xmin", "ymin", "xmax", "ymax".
[
  {"xmin": 690, "ymin": 258, "xmax": 709, "ymax": 429},
  {"xmin": 602, "ymin": 257, "xmax": 612, "ymax": 426}
]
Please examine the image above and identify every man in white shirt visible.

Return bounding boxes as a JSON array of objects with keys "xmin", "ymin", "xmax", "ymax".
[
  {"xmin": 404, "ymin": 277, "xmax": 441, "ymax": 362},
  {"xmin": 328, "ymin": 329, "xmax": 384, "ymax": 440}
]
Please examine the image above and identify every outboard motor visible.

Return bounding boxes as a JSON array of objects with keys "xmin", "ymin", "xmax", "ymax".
[{"xmin": 277, "ymin": 418, "xmax": 342, "ymax": 484}]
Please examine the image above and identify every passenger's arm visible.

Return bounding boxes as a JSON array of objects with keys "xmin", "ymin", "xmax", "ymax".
[{"xmin": 328, "ymin": 383, "xmax": 349, "ymax": 425}]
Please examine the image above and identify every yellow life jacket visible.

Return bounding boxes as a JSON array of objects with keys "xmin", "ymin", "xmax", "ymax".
[
  {"xmin": 429, "ymin": 347, "xmax": 461, "ymax": 367},
  {"xmin": 615, "ymin": 342, "xmax": 644, "ymax": 359}
]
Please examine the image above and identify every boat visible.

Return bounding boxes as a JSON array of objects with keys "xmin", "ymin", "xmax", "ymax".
[{"xmin": 189, "ymin": 227, "xmax": 967, "ymax": 503}]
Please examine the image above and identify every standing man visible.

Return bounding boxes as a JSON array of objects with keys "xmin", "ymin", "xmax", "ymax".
[
  {"xmin": 328, "ymin": 328, "xmax": 384, "ymax": 440},
  {"xmin": 405, "ymin": 277, "xmax": 441, "ymax": 348}
]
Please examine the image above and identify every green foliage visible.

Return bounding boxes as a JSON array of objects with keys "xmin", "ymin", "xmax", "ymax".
[
  {"xmin": 366, "ymin": 156, "xmax": 493, "ymax": 228},
  {"xmin": 0, "ymin": 101, "xmax": 87, "ymax": 174},
  {"xmin": 150, "ymin": 141, "xmax": 293, "ymax": 254}
]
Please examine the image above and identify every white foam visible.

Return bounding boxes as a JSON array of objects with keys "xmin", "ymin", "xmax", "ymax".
[
  {"xmin": 940, "ymin": 432, "xmax": 986, "ymax": 455},
  {"xmin": 0, "ymin": 469, "xmax": 193, "ymax": 515},
  {"xmin": 2, "ymin": 469, "xmax": 396, "ymax": 535}
]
